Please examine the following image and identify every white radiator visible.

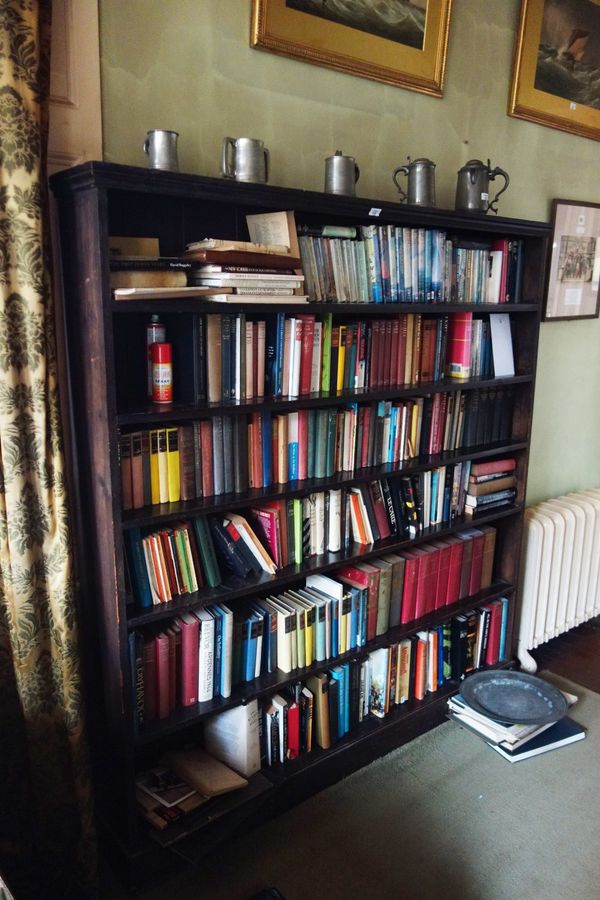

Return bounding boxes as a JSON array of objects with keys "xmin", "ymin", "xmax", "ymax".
[{"xmin": 517, "ymin": 488, "xmax": 600, "ymax": 672}]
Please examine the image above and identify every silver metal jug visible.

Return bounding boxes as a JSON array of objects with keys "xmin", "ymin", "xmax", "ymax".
[
  {"xmin": 143, "ymin": 130, "xmax": 179, "ymax": 172},
  {"xmin": 392, "ymin": 157, "xmax": 436, "ymax": 207},
  {"xmin": 324, "ymin": 150, "xmax": 360, "ymax": 196},
  {"xmin": 455, "ymin": 158, "xmax": 510, "ymax": 214},
  {"xmin": 221, "ymin": 137, "xmax": 269, "ymax": 183}
]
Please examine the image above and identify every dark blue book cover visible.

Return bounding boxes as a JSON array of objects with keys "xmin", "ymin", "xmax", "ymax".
[
  {"xmin": 210, "ymin": 518, "xmax": 254, "ymax": 579},
  {"xmin": 124, "ymin": 527, "xmax": 152, "ymax": 607}
]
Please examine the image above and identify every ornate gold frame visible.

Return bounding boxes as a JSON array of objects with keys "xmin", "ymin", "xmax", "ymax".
[
  {"xmin": 250, "ymin": 0, "xmax": 452, "ymax": 97},
  {"xmin": 509, "ymin": 0, "xmax": 600, "ymax": 142}
]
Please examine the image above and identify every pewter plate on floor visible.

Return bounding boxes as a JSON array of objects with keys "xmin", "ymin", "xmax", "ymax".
[{"xmin": 460, "ymin": 671, "xmax": 568, "ymax": 725}]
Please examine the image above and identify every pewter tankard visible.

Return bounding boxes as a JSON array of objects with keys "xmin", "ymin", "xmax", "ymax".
[
  {"xmin": 143, "ymin": 130, "xmax": 179, "ymax": 171},
  {"xmin": 455, "ymin": 159, "xmax": 510, "ymax": 214},
  {"xmin": 221, "ymin": 137, "xmax": 269, "ymax": 183},
  {"xmin": 393, "ymin": 157, "xmax": 436, "ymax": 207},
  {"xmin": 324, "ymin": 151, "xmax": 360, "ymax": 196}
]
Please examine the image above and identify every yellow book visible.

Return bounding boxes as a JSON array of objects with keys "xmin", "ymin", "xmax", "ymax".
[
  {"xmin": 157, "ymin": 429, "xmax": 169, "ymax": 504},
  {"xmin": 166, "ymin": 427, "xmax": 181, "ymax": 502},
  {"xmin": 179, "ymin": 526, "xmax": 198, "ymax": 592},
  {"xmin": 149, "ymin": 430, "xmax": 160, "ymax": 505},
  {"xmin": 304, "ymin": 604, "xmax": 315, "ymax": 668},
  {"xmin": 336, "ymin": 325, "xmax": 346, "ymax": 392}
]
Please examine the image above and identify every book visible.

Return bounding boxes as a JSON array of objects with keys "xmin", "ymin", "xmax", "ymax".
[
  {"xmin": 202, "ymin": 701, "xmax": 262, "ymax": 777},
  {"xmin": 135, "ymin": 766, "xmax": 196, "ymax": 808},
  {"xmin": 489, "ymin": 716, "xmax": 585, "ymax": 762},
  {"xmin": 113, "ymin": 286, "xmax": 233, "ymax": 300},
  {"xmin": 111, "ymin": 269, "xmax": 187, "ymax": 289},
  {"xmin": 160, "ymin": 748, "xmax": 248, "ymax": 795}
]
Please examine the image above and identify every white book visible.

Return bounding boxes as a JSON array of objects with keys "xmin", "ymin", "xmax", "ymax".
[
  {"xmin": 270, "ymin": 693, "xmax": 289, "ymax": 764},
  {"xmin": 234, "ymin": 316, "xmax": 242, "ymax": 401},
  {"xmin": 215, "ymin": 603, "xmax": 233, "ymax": 699},
  {"xmin": 486, "ymin": 249, "xmax": 503, "ymax": 303},
  {"xmin": 290, "ymin": 318, "xmax": 302, "ymax": 397},
  {"xmin": 490, "ymin": 313, "xmax": 515, "ymax": 377},
  {"xmin": 256, "ymin": 320, "xmax": 266, "ymax": 398},
  {"xmin": 226, "ymin": 512, "xmax": 276, "ymax": 574},
  {"xmin": 245, "ymin": 320, "xmax": 254, "ymax": 399},
  {"xmin": 195, "ymin": 608, "xmax": 215, "ymax": 702},
  {"xmin": 315, "ymin": 492, "xmax": 325, "ymax": 556},
  {"xmin": 328, "ymin": 489, "xmax": 342, "ymax": 553},
  {"xmin": 203, "ymin": 699, "xmax": 261, "ymax": 777},
  {"xmin": 310, "ymin": 321, "xmax": 322, "ymax": 394},
  {"xmin": 283, "ymin": 592, "xmax": 305, "ymax": 669},
  {"xmin": 265, "ymin": 595, "xmax": 293, "ymax": 673}
]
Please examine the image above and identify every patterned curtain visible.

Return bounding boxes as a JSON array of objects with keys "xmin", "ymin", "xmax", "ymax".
[{"xmin": 0, "ymin": 2, "xmax": 95, "ymax": 897}]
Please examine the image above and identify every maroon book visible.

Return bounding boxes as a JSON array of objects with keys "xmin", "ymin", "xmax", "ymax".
[{"xmin": 177, "ymin": 612, "xmax": 199, "ymax": 706}]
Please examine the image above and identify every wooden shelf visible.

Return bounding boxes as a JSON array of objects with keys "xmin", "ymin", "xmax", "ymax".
[
  {"xmin": 135, "ymin": 581, "xmax": 514, "ymax": 744},
  {"xmin": 126, "ymin": 507, "xmax": 522, "ymax": 628},
  {"xmin": 112, "ymin": 299, "xmax": 541, "ymax": 315},
  {"xmin": 117, "ymin": 376, "xmax": 534, "ymax": 426}
]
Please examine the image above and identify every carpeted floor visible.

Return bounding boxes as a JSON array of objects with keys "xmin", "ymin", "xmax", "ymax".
[{"xmin": 103, "ymin": 671, "xmax": 600, "ymax": 900}]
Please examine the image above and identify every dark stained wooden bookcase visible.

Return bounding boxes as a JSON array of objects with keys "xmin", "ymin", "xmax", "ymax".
[{"xmin": 50, "ymin": 162, "xmax": 549, "ymax": 884}]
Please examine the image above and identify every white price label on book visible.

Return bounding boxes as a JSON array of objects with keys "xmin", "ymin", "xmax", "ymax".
[{"xmin": 369, "ymin": 208, "xmax": 382, "ymax": 216}]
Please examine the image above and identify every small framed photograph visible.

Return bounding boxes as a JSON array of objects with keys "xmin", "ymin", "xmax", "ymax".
[{"xmin": 543, "ymin": 200, "xmax": 600, "ymax": 321}]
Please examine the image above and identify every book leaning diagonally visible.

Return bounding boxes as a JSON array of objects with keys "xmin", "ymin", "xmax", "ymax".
[
  {"xmin": 186, "ymin": 238, "xmax": 290, "ymax": 255},
  {"xmin": 246, "ymin": 210, "xmax": 301, "ymax": 258}
]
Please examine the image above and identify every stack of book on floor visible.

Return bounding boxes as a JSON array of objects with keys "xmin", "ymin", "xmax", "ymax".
[{"xmin": 447, "ymin": 690, "xmax": 585, "ymax": 762}]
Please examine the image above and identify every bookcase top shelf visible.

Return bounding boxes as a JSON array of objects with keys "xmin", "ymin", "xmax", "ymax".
[
  {"xmin": 112, "ymin": 300, "xmax": 541, "ymax": 315},
  {"xmin": 50, "ymin": 161, "xmax": 551, "ymax": 239}
]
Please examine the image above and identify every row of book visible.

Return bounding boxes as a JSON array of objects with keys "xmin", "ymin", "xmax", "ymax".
[
  {"xmin": 119, "ymin": 388, "xmax": 515, "ymax": 509},
  {"xmin": 129, "ymin": 524, "xmax": 498, "ymax": 722},
  {"xmin": 463, "ymin": 457, "xmax": 517, "ymax": 515},
  {"xmin": 203, "ymin": 311, "xmax": 505, "ymax": 403},
  {"xmin": 261, "ymin": 600, "xmax": 510, "ymax": 762},
  {"xmin": 125, "ymin": 457, "xmax": 504, "ymax": 606},
  {"xmin": 298, "ymin": 226, "xmax": 523, "ymax": 305}
]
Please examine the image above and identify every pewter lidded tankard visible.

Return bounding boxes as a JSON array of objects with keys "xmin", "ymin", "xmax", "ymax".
[
  {"xmin": 392, "ymin": 157, "xmax": 436, "ymax": 207},
  {"xmin": 455, "ymin": 159, "xmax": 510, "ymax": 214}
]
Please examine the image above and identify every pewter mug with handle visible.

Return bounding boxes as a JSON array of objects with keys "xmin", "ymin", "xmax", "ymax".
[
  {"xmin": 143, "ymin": 129, "xmax": 179, "ymax": 171},
  {"xmin": 392, "ymin": 157, "xmax": 436, "ymax": 207},
  {"xmin": 455, "ymin": 158, "xmax": 510, "ymax": 214},
  {"xmin": 324, "ymin": 150, "xmax": 360, "ymax": 196},
  {"xmin": 221, "ymin": 137, "xmax": 269, "ymax": 183}
]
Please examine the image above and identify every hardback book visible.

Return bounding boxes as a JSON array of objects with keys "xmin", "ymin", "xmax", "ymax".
[
  {"xmin": 306, "ymin": 672, "xmax": 331, "ymax": 750},
  {"xmin": 490, "ymin": 717, "xmax": 585, "ymax": 763},
  {"xmin": 160, "ymin": 748, "xmax": 248, "ymax": 795},
  {"xmin": 135, "ymin": 766, "xmax": 197, "ymax": 809}
]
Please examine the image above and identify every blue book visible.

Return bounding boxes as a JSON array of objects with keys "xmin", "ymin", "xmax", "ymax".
[
  {"xmin": 425, "ymin": 229, "xmax": 432, "ymax": 301},
  {"xmin": 430, "ymin": 468, "xmax": 439, "ymax": 522},
  {"xmin": 124, "ymin": 527, "xmax": 152, "ymax": 607},
  {"xmin": 329, "ymin": 667, "xmax": 346, "ymax": 738},
  {"xmin": 342, "ymin": 662, "xmax": 351, "ymax": 734},
  {"xmin": 349, "ymin": 586, "xmax": 360, "ymax": 651},
  {"xmin": 251, "ymin": 601, "xmax": 272, "ymax": 674},
  {"xmin": 437, "ymin": 624, "xmax": 444, "ymax": 686},
  {"xmin": 262, "ymin": 412, "xmax": 272, "ymax": 488},
  {"xmin": 331, "ymin": 598, "xmax": 339, "ymax": 659},
  {"xmin": 288, "ymin": 437, "xmax": 299, "ymax": 481},
  {"xmin": 498, "ymin": 596, "xmax": 510, "ymax": 661},
  {"xmin": 243, "ymin": 612, "xmax": 260, "ymax": 682},
  {"xmin": 491, "ymin": 716, "xmax": 585, "ymax": 763},
  {"xmin": 395, "ymin": 228, "xmax": 405, "ymax": 302},
  {"xmin": 212, "ymin": 606, "xmax": 223, "ymax": 697}
]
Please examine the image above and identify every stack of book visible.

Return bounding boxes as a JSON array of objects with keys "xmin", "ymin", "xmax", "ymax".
[
  {"xmin": 465, "ymin": 457, "xmax": 517, "ymax": 517},
  {"xmin": 447, "ymin": 691, "xmax": 585, "ymax": 762}
]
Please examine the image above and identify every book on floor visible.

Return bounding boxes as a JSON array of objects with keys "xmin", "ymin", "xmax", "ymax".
[{"xmin": 489, "ymin": 716, "xmax": 585, "ymax": 762}]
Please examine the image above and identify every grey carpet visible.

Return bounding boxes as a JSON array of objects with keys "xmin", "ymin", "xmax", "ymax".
[{"xmin": 103, "ymin": 673, "xmax": 600, "ymax": 900}]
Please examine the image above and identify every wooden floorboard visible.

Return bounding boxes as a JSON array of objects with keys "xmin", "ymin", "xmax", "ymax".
[{"xmin": 531, "ymin": 616, "xmax": 600, "ymax": 693}]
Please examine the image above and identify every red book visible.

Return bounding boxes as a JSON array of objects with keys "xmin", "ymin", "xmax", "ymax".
[
  {"xmin": 399, "ymin": 551, "xmax": 419, "ymax": 624},
  {"xmin": 467, "ymin": 529, "xmax": 485, "ymax": 595},
  {"xmin": 396, "ymin": 314, "xmax": 408, "ymax": 386},
  {"xmin": 484, "ymin": 600, "xmax": 503, "ymax": 666},
  {"xmin": 428, "ymin": 393, "xmax": 442, "ymax": 456},
  {"xmin": 446, "ymin": 312, "xmax": 473, "ymax": 380},
  {"xmin": 200, "ymin": 420, "xmax": 214, "ymax": 497},
  {"xmin": 297, "ymin": 409, "xmax": 309, "ymax": 480},
  {"xmin": 434, "ymin": 541, "xmax": 453, "ymax": 609},
  {"xmin": 155, "ymin": 632, "xmax": 171, "ymax": 719},
  {"xmin": 142, "ymin": 636, "xmax": 157, "ymax": 721},
  {"xmin": 413, "ymin": 636, "xmax": 428, "ymax": 701},
  {"xmin": 166, "ymin": 628, "xmax": 177, "ymax": 713},
  {"xmin": 361, "ymin": 406, "xmax": 371, "ymax": 468},
  {"xmin": 382, "ymin": 320, "xmax": 392, "ymax": 387},
  {"xmin": 470, "ymin": 457, "xmax": 517, "ymax": 478},
  {"xmin": 410, "ymin": 548, "xmax": 431, "ymax": 620},
  {"xmin": 298, "ymin": 314, "xmax": 315, "ymax": 396},
  {"xmin": 159, "ymin": 530, "xmax": 181, "ymax": 596},
  {"xmin": 337, "ymin": 563, "xmax": 379, "ymax": 642},
  {"xmin": 177, "ymin": 612, "xmax": 199, "ymax": 706},
  {"xmin": 251, "ymin": 504, "xmax": 281, "ymax": 566},
  {"xmin": 250, "ymin": 412, "xmax": 263, "ymax": 488},
  {"xmin": 420, "ymin": 318, "xmax": 437, "ymax": 383},
  {"xmin": 458, "ymin": 533, "xmax": 474, "ymax": 599},
  {"xmin": 419, "ymin": 544, "xmax": 441, "ymax": 616},
  {"xmin": 368, "ymin": 481, "xmax": 391, "ymax": 540},
  {"xmin": 441, "ymin": 536, "xmax": 464, "ymax": 605},
  {"xmin": 390, "ymin": 319, "xmax": 400, "ymax": 387},
  {"xmin": 286, "ymin": 700, "xmax": 300, "ymax": 760}
]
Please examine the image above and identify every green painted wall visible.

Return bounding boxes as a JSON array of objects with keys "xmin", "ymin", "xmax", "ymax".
[{"xmin": 99, "ymin": 0, "xmax": 600, "ymax": 505}]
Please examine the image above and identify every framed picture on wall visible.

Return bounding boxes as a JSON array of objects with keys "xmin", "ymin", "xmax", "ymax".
[
  {"xmin": 544, "ymin": 199, "xmax": 600, "ymax": 321},
  {"xmin": 250, "ymin": 0, "xmax": 452, "ymax": 97},
  {"xmin": 509, "ymin": 0, "xmax": 600, "ymax": 142}
]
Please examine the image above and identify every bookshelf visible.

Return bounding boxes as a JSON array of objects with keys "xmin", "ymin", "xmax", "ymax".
[{"xmin": 50, "ymin": 162, "xmax": 549, "ymax": 882}]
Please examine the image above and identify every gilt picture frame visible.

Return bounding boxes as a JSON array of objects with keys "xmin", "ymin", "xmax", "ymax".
[
  {"xmin": 250, "ymin": 0, "xmax": 452, "ymax": 97},
  {"xmin": 509, "ymin": 0, "xmax": 600, "ymax": 142},
  {"xmin": 543, "ymin": 199, "xmax": 600, "ymax": 321}
]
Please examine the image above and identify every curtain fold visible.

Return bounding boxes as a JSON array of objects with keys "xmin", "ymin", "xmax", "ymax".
[{"xmin": 0, "ymin": 2, "xmax": 95, "ymax": 896}]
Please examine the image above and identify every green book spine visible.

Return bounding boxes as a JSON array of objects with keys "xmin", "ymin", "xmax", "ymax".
[
  {"xmin": 306, "ymin": 408, "xmax": 316, "ymax": 480},
  {"xmin": 193, "ymin": 516, "xmax": 221, "ymax": 588},
  {"xmin": 321, "ymin": 313, "xmax": 332, "ymax": 393},
  {"xmin": 314, "ymin": 409, "xmax": 328, "ymax": 479}
]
